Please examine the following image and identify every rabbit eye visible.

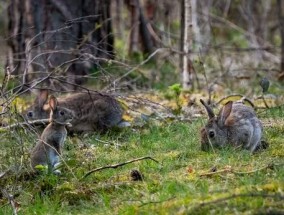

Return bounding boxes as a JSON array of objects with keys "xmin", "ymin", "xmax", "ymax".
[
  {"xmin": 27, "ymin": 111, "xmax": 33, "ymax": 118},
  {"xmin": 209, "ymin": 131, "xmax": 215, "ymax": 138},
  {"xmin": 59, "ymin": 111, "xmax": 65, "ymax": 116}
]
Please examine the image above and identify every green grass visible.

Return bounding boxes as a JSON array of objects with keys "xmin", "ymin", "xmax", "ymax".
[{"xmin": 0, "ymin": 111, "xmax": 284, "ymax": 214}]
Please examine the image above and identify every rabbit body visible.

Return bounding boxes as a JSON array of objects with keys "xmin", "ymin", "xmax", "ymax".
[
  {"xmin": 200, "ymin": 100, "xmax": 263, "ymax": 152},
  {"xmin": 25, "ymin": 90, "xmax": 123, "ymax": 133},
  {"xmin": 30, "ymin": 96, "xmax": 74, "ymax": 173}
]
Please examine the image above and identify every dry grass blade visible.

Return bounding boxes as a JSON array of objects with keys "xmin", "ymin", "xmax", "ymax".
[
  {"xmin": 190, "ymin": 192, "xmax": 284, "ymax": 211},
  {"xmin": 199, "ymin": 163, "xmax": 284, "ymax": 177}
]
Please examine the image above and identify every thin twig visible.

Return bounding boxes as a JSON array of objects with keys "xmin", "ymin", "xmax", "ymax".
[
  {"xmin": 1, "ymin": 189, "xmax": 18, "ymax": 215},
  {"xmin": 261, "ymin": 94, "xmax": 270, "ymax": 109},
  {"xmin": 81, "ymin": 156, "xmax": 159, "ymax": 180},
  {"xmin": 199, "ymin": 163, "xmax": 283, "ymax": 177},
  {"xmin": 106, "ymin": 48, "xmax": 165, "ymax": 89},
  {"xmin": 39, "ymin": 140, "xmax": 78, "ymax": 180},
  {"xmin": 0, "ymin": 119, "xmax": 49, "ymax": 131},
  {"xmin": 190, "ymin": 192, "xmax": 284, "ymax": 211},
  {"xmin": 217, "ymin": 94, "xmax": 255, "ymax": 108}
]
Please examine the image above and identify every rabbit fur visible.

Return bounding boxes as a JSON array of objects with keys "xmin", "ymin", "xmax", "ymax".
[
  {"xmin": 200, "ymin": 99, "xmax": 263, "ymax": 152},
  {"xmin": 30, "ymin": 95, "xmax": 74, "ymax": 174},
  {"xmin": 24, "ymin": 89, "xmax": 124, "ymax": 133}
]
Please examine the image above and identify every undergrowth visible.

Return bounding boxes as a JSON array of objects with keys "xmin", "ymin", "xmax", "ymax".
[{"xmin": 0, "ymin": 107, "xmax": 284, "ymax": 215}]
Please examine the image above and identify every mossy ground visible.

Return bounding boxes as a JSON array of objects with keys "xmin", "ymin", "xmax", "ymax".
[{"xmin": 0, "ymin": 106, "xmax": 283, "ymax": 215}]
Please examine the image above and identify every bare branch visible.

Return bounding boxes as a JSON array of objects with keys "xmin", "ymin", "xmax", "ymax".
[
  {"xmin": 49, "ymin": 0, "xmax": 73, "ymax": 21},
  {"xmin": 106, "ymin": 48, "xmax": 165, "ymax": 89},
  {"xmin": 81, "ymin": 156, "xmax": 159, "ymax": 180},
  {"xmin": 0, "ymin": 119, "xmax": 49, "ymax": 132}
]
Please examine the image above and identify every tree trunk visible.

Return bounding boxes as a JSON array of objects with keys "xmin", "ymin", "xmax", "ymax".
[
  {"xmin": 127, "ymin": 0, "xmax": 140, "ymax": 54},
  {"xmin": 6, "ymin": 0, "xmax": 114, "ymax": 90},
  {"xmin": 114, "ymin": 0, "xmax": 124, "ymax": 38},
  {"xmin": 180, "ymin": 0, "xmax": 193, "ymax": 90},
  {"xmin": 126, "ymin": 0, "xmax": 154, "ymax": 56},
  {"xmin": 191, "ymin": 0, "xmax": 201, "ymax": 50},
  {"xmin": 277, "ymin": 0, "xmax": 284, "ymax": 81}
]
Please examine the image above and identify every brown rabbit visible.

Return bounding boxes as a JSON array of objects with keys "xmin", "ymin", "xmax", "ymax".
[
  {"xmin": 24, "ymin": 89, "xmax": 124, "ymax": 133},
  {"xmin": 30, "ymin": 95, "xmax": 74, "ymax": 174},
  {"xmin": 200, "ymin": 99, "xmax": 263, "ymax": 152}
]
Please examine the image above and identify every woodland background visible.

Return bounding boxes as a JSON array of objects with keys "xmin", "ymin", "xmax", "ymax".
[{"xmin": 0, "ymin": 0, "xmax": 283, "ymax": 214}]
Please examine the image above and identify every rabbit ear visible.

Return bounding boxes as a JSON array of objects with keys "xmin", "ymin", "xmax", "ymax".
[
  {"xmin": 219, "ymin": 101, "xmax": 233, "ymax": 125},
  {"xmin": 200, "ymin": 99, "xmax": 215, "ymax": 119},
  {"xmin": 35, "ymin": 89, "xmax": 49, "ymax": 108},
  {"xmin": 49, "ymin": 96, "xmax": 58, "ymax": 111}
]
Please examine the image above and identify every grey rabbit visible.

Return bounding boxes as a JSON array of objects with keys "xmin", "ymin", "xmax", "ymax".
[
  {"xmin": 30, "ymin": 95, "xmax": 74, "ymax": 174},
  {"xmin": 24, "ymin": 89, "xmax": 125, "ymax": 133},
  {"xmin": 200, "ymin": 99, "xmax": 263, "ymax": 152}
]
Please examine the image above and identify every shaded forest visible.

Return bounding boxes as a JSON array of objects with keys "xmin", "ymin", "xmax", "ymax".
[{"xmin": 2, "ymin": 0, "xmax": 284, "ymax": 93}]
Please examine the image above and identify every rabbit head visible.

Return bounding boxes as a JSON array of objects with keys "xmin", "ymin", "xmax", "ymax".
[
  {"xmin": 48, "ymin": 95, "xmax": 74, "ymax": 125},
  {"xmin": 200, "ymin": 99, "xmax": 233, "ymax": 151},
  {"xmin": 24, "ymin": 89, "xmax": 50, "ymax": 121}
]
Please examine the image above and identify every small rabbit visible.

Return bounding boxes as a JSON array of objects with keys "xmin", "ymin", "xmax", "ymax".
[
  {"xmin": 200, "ymin": 99, "xmax": 263, "ymax": 152},
  {"xmin": 30, "ymin": 95, "xmax": 74, "ymax": 174},
  {"xmin": 24, "ymin": 89, "xmax": 124, "ymax": 133}
]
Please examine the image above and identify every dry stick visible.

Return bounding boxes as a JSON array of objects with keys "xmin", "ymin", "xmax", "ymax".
[
  {"xmin": 261, "ymin": 94, "xmax": 270, "ymax": 109},
  {"xmin": 1, "ymin": 189, "xmax": 18, "ymax": 215},
  {"xmin": 82, "ymin": 53, "xmax": 132, "ymax": 69},
  {"xmin": 190, "ymin": 192, "xmax": 284, "ymax": 211},
  {"xmin": 199, "ymin": 163, "xmax": 284, "ymax": 177},
  {"xmin": 0, "ymin": 170, "xmax": 11, "ymax": 180},
  {"xmin": 0, "ymin": 119, "xmax": 49, "ymax": 131},
  {"xmin": 81, "ymin": 156, "xmax": 159, "ymax": 180}
]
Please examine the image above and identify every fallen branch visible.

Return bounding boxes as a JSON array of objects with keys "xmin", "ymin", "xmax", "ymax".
[
  {"xmin": 199, "ymin": 163, "xmax": 284, "ymax": 177},
  {"xmin": 0, "ymin": 119, "xmax": 49, "ymax": 131},
  {"xmin": 81, "ymin": 156, "xmax": 159, "ymax": 180}
]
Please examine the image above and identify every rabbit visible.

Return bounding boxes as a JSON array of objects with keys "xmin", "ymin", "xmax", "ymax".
[
  {"xmin": 30, "ymin": 95, "xmax": 74, "ymax": 174},
  {"xmin": 24, "ymin": 89, "xmax": 125, "ymax": 133},
  {"xmin": 200, "ymin": 99, "xmax": 263, "ymax": 152}
]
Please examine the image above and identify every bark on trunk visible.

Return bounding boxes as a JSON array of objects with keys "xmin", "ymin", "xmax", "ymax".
[
  {"xmin": 6, "ymin": 0, "xmax": 114, "ymax": 90},
  {"xmin": 126, "ymin": 0, "xmax": 154, "ymax": 56},
  {"xmin": 127, "ymin": 0, "xmax": 140, "ymax": 54},
  {"xmin": 180, "ymin": 0, "xmax": 193, "ymax": 90}
]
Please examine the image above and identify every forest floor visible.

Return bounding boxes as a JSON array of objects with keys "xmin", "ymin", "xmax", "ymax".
[{"xmin": 0, "ymin": 91, "xmax": 284, "ymax": 215}]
